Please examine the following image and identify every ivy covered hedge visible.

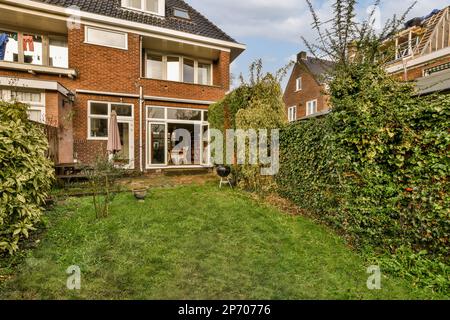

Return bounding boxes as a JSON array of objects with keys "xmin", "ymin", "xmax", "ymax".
[
  {"xmin": 0, "ymin": 101, "xmax": 55, "ymax": 254},
  {"xmin": 277, "ymin": 63, "xmax": 449, "ymax": 292}
]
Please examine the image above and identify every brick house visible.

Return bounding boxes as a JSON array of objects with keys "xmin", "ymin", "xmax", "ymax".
[
  {"xmin": 384, "ymin": 6, "xmax": 450, "ymax": 94},
  {"xmin": 283, "ymin": 51, "xmax": 334, "ymax": 122},
  {"xmin": 0, "ymin": 0, "xmax": 245, "ymax": 171}
]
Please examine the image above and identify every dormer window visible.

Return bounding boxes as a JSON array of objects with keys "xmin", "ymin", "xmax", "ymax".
[
  {"xmin": 121, "ymin": 0, "xmax": 165, "ymax": 16},
  {"xmin": 173, "ymin": 7, "xmax": 190, "ymax": 20}
]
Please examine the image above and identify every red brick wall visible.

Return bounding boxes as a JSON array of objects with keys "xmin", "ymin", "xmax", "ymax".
[
  {"xmin": 0, "ymin": 25, "xmax": 230, "ymax": 100},
  {"xmin": 0, "ymin": 24, "xmax": 232, "ymax": 167},
  {"xmin": 283, "ymin": 62, "xmax": 330, "ymax": 119}
]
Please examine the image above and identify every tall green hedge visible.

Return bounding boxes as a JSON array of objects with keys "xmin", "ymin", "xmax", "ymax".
[
  {"xmin": 0, "ymin": 101, "xmax": 55, "ymax": 254},
  {"xmin": 277, "ymin": 63, "xmax": 449, "ymax": 292}
]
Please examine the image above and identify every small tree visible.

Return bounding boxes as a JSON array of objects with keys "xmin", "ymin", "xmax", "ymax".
[
  {"xmin": 209, "ymin": 60, "xmax": 289, "ymax": 192},
  {"xmin": 85, "ymin": 155, "xmax": 123, "ymax": 219}
]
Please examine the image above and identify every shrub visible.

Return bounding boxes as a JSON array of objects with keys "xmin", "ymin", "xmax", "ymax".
[
  {"xmin": 277, "ymin": 63, "xmax": 450, "ymax": 292},
  {"xmin": 0, "ymin": 101, "xmax": 55, "ymax": 254},
  {"xmin": 85, "ymin": 155, "xmax": 124, "ymax": 219},
  {"xmin": 209, "ymin": 60, "xmax": 288, "ymax": 192}
]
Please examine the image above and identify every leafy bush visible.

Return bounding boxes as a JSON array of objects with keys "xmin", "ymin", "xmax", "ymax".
[
  {"xmin": 0, "ymin": 101, "xmax": 55, "ymax": 254},
  {"xmin": 209, "ymin": 60, "xmax": 288, "ymax": 192},
  {"xmin": 277, "ymin": 62, "xmax": 450, "ymax": 292}
]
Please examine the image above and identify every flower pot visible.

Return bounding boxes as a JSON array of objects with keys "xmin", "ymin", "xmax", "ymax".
[{"xmin": 133, "ymin": 189, "xmax": 147, "ymax": 200}]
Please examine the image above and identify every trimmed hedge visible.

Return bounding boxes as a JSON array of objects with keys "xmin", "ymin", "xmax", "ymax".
[
  {"xmin": 0, "ymin": 101, "xmax": 55, "ymax": 254},
  {"xmin": 277, "ymin": 64, "xmax": 449, "ymax": 292}
]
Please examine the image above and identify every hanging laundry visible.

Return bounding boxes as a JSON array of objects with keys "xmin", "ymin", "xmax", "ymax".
[
  {"xmin": 0, "ymin": 33, "xmax": 9, "ymax": 61},
  {"xmin": 23, "ymin": 35, "xmax": 34, "ymax": 52}
]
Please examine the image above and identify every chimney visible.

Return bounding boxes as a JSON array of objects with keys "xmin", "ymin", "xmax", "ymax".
[{"xmin": 297, "ymin": 51, "xmax": 307, "ymax": 62}]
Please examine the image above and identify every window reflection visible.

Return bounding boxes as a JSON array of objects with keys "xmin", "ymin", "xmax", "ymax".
[
  {"xmin": 0, "ymin": 31, "xmax": 18, "ymax": 62},
  {"xmin": 23, "ymin": 34, "xmax": 43, "ymax": 65},
  {"xmin": 167, "ymin": 56, "xmax": 180, "ymax": 82},
  {"xmin": 49, "ymin": 37, "xmax": 68, "ymax": 68}
]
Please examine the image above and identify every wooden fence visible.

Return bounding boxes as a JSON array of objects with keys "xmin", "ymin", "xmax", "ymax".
[{"xmin": 31, "ymin": 121, "xmax": 59, "ymax": 164}]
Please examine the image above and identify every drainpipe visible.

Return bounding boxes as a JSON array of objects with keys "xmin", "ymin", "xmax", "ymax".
[{"xmin": 139, "ymin": 85, "xmax": 144, "ymax": 173}]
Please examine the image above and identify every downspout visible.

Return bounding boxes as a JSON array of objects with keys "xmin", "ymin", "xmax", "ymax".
[
  {"xmin": 139, "ymin": 35, "xmax": 144, "ymax": 173},
  {"xmin": 139, "ymin": 85, "xmax": 144, "ymax": 173}
]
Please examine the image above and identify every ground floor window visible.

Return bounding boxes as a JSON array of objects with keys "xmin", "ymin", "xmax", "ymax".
[
  {"xmin": 146, "ymin": 106, "xmax": 210, "ymax": 167},
  {"xmin": 87, "ymin": 101, "xmax": 135, "ymax": 169},
  {"xmin": 0, "ymin": 88, "xmax": 45, "ymax": 123}
]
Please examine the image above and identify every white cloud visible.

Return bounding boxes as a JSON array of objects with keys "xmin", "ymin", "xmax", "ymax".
[{"xmin": 186, "ymin": 0, "xmax": 448, "ymax": 44}]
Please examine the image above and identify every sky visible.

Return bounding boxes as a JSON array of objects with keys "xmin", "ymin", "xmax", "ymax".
[{"xmin": 186, "ymin": 0, "xmax": 449, "ymax": 89}]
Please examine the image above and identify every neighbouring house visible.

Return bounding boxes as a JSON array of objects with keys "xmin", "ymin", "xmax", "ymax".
[
  {"xmin": 283, "ymin": 51, "xmax": 334, "ymax": 122},
  {"xmin": 0, "ymin": 0, "xmax": 245, "ymax": 171},
  {"xmin": 384, "ymin": 5, "xmax": 450, "ymax": 95}
]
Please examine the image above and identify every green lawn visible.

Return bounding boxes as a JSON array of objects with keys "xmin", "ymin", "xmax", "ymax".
[{"xmin": 0, "ymin": 184, "xmax": 441, "ymax": 299}]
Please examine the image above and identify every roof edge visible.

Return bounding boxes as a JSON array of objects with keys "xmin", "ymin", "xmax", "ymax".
[{"xmin": 1, "ymin": 0, "xmax": 246, "ymax": 60}]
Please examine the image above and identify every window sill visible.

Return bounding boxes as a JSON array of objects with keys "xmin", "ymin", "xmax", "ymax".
[{"xmin": 0, "ymin": 61, "xmax": 77, "ymax": 78}]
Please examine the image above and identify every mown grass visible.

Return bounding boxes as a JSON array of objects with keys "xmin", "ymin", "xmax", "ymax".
[{"xmin": 0, "ymin": 184, "xmax": 443, "ymax": 299}]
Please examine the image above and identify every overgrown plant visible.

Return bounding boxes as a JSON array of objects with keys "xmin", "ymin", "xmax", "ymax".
[
  {"xmin": 0, "ymin": 101, "xmax": 55, "ymax": 254},
  {"xmin": 85, "ymin": 155, "xmax": 123, "ymax": 219},
  {"xmin": 277, "ymin": 0, "xmax": 449, "ymax": 292},
  {"xmin": 209, "ymin": 59, "xmax": 289, "ymax": 192}
]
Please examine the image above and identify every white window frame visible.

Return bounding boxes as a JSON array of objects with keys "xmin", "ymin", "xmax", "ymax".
[
  {"xmin": 306, "ymin": 99, "xmax": 318, "ymax": 116},
  {"xmin": 0, "ymin": 27, "xmax": 69, "ymax": 68},
  {"xmin": 85, "ymin": 26, "xmax": 128, "ymax": 50},
  {"xmin": 288, "ymin": 106, "xmax": 297, "ymax": 122},
  {"xmin": 145, "ymin": 106, "xmax": 210, "ymax": 169},
  {"xmin": 295, "ymin": 77, "xmax": 302, "ymax": 91},
  {"xmin": 0, "ymin": 89, "xmax": 46, "ymax": 123},
  {"xmin": 145, "ymin": 51, "xmax": 213, "ymax": 86},
  {"xmin": 121, "ymin": 0, "xmax": 165, "ymax": 17},
  {"xmin": 87, "ymin": 101, "xmax": 134, "ymax": 140}
]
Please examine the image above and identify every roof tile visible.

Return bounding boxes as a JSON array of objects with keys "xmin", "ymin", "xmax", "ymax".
[{"xmin": 31, "ymin": 0, "xmax": 237, "ymax": 43}]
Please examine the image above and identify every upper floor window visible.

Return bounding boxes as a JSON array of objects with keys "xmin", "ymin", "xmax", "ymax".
[
  {"xmin": 306, "ymin": 100, "xmax": 317, "ymax": 116},
  {"xmin": 122, "ymin": 0, "xmax": 165, "ymax": 16},
  {"xmin": 85, "ymin": 26, "xmax": 128, "ymax": 50},
  {"xmin": 288, "ymin": 106, "xmax": 297, "ymax": 122},
  {"xmin": 145, "ymin": 51, "xmax": 213, "ymax": 85},
  {"xmin": 295, "ymin": 77, "xmax": 302, "ymax": 91},
  {"xmin": 0, "ymin": 29, "xmax": 68, "ymax": 68},
  {"xmin": 173, "ymin": 8, "xmax": 190, "ymax": 19}
]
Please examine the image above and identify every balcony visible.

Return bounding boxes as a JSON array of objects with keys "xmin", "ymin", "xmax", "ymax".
[
  {"xmin": 384, "ymin": 34, "xmax": 421, "ymax": 65},
  {"xmin": 0, "ymin": 28, "xmax": 77, "ymax": 78},
  {"xmin": 141, "ymin": 36, "xmax": 224, "ymax": 87}
]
